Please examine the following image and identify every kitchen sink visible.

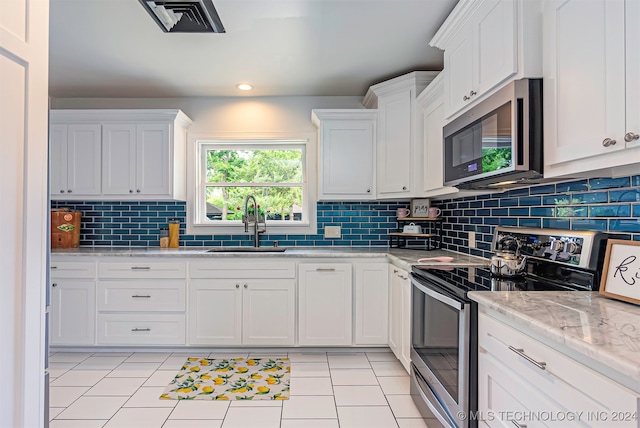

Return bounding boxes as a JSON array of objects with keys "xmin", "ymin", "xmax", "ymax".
[{"xmin": 205, "ymin": 247, "xmax": 288, "ymax": 253}]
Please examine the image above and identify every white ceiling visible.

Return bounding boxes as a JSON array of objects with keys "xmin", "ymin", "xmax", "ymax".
[{"xmin": 49, "ymin": 0, "xmax": 457, "ymax": 98}]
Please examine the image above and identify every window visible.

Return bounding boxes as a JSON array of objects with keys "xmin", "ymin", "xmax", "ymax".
[{"xmin": 189, "ymin": 138, "xmax": 317, "ymax": 235}]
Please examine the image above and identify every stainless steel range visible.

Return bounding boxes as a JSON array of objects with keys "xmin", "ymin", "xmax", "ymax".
[{"xmin": 409, "ymin": 226, "xmax": 612, "ymax": 428}]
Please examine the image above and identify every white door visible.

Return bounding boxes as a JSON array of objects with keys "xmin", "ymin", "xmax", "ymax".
[
  {"xmin": 242, "ymin": 279, "xmax": 295, "ymax": 346},
  {"xmin": 543, "ymin": 0, "xmax": 626, "ymax": 165},
  {"xmin": 102, "ymin": 124, "xmax": 136, "ymax": 195},
  {"xmin": 137, "ymin": 124, "xmax": 171, "ymax": 195},
  {"xmin": 444, "ymin": 30, "xmax": 473, "ymax": 117},
  {"xmin": 50, "ymin": 281, "xmax": 96, "ymax": 345},
  {"xmin": 298, "ymin": 264, "xmax": 353, "ymax": 346},
  {"xmin": 377, "ymin": 90, "xmax": 412, "ymax": 195},
  {"xmin": 49, "ymin": 124, "xmax": 68, "ymax": 196},
  {"xmin": 67, "ymin": 124, "xmax": 102, "ymax": 195},
  {"xmin": 626, "ymin": 0, "xmax": 640, "ymax": 150},
  {"xmin": 399, "ymin": 273, "xmax": 412, "ymax": 372},
  {"xmin": 354, "ymin": 263, "xmax": 389, "ymax": 345},
  {"xmin": 320, "ymin": 120, "xmax": 375, "ymax": 198},
  {"xmin": 388, "ymin": 268, "xmax": 403, "ymax": 359},
  {"xmin": 0, "ymin": 0, "xmax": 48, "ymax": 426},
  {"xmin": 422, "ymin": 84, "xmax": 446, "ymax": 193},
  {"xmin": 188, "ymin": 280, "xmax": 242, "ymax": 345}
]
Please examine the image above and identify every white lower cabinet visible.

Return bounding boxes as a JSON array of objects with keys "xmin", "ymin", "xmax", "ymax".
[
  {"xmin": 354, "ymin": 262, "xmax": 389, "ymax": 345},
  {"xmin": 298, "ymin": 263, "xmax": 353, "ymax": 346},
  {"xmin": 188, "ymin": 261, "xmax": 296, "ymax": 346},
  {"xmin": 50, "ymin": 280, "xmax": 96, "ymax": 345},
  {"xmin": 50, "ymin": 261, "xmax": 96, "ymax": 346},
  {"xmin": 389, "ymin": 267, "xmax": 411, "ymax": 372},
  {"xmin": 479, "ymin": 312, "xmax": 640, "ymax": 427},
  {"xmin": 98, "ymin": 314, "xmax": 185, "ymax": 345}
]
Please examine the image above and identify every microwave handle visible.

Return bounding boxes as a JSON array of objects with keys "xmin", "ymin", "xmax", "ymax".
[{"xmin": 411, "ymin": 277, "xmax": 464, "ymax": 310}]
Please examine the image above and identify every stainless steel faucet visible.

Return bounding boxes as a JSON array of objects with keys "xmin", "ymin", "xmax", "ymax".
[{"xmin": 243, "ymin": 194, "xmax": 266, "ymax": 247}]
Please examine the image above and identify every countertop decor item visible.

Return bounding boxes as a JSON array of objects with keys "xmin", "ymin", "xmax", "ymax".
[
  {"xmin": 168, "ymin": 218, "xmax": 180, "ymax": 248},
  {"xmin": 599, "ymin": 239, "xmax": 640, "ymax": 305},
  {"xmin": 51, "ymin": 208, "xmax": 81, "ymax": 248},
  {"xmin": 161, "ymin": 357, "xmax": 290, "ymax": 401},
  {"xmin": 409, "ymin": 198, "xmax": 430, "ymax": 218}
]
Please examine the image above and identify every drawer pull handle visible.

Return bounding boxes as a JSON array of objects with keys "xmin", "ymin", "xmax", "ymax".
[
  {"xmin": 508, "ymin": 346, "xmax": 546, "ymax": 370},
  {"xmin": 51, "ymin": 266, "xmax": 58, "ymax": 270},
  {"xmin": 131, "ymin": 266, "xmax": 151, "ymax": 270},
  {"xmin": 512, "ymin": 421, "xmax": 527, "ymax": 428},
  {"xmin": 131, "ymin": 328, "xmax": 151, "ymax": 332},
  {"xmin": 132, "ymin": 295, "xmax": 151, "ymax": 298},
  {"xmin": 316, "ymin": 268, "xmax": 336, "ymax": 272}
]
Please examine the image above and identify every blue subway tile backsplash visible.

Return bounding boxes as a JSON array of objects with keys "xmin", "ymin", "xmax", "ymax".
[{"xmin": 52, "ymin": 175, "xmax": 640, "ymax": 255}]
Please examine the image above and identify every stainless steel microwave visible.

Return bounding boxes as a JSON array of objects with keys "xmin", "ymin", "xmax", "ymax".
[{"xmin": 443, "ymin": 79, "xmax": 543, "ymax": 189}]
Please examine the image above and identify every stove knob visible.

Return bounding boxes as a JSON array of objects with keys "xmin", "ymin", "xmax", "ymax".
[
  {"xmin": 549, "ymin": 240, "xmax": 565, "ymax": 252},
  {"xmin": 565, "ymin": 241, "xmax": 582, "ymax": 254}
]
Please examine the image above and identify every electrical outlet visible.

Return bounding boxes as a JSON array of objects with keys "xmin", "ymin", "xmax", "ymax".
[
  {"xmin": 468, "ymin": 231, "xmax": 476, "ymax": 248},
  {"xmin": 324, "ymin": 226, "xmax": 341, "ymax": 238}
]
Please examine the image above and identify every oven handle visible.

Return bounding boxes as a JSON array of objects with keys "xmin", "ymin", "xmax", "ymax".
[{"xmin": 411, "ymin": 277, "xmax": 464, "ymax": 310}]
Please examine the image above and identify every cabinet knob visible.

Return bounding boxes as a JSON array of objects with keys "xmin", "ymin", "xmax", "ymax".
[
  {"xmin": 367, "ymin": 189, "xmax": 371, "ymax": 193},
  {"xmin": 402, "ymin": 186, "xmax": 407, "ymax": 190},
  {"xmin": 52, "ymin": 283, "xmax": 57, "ymax": 287},
  {"xmin": 59, "ymin": 190, "xmax": 64, "ymax": 193},
  {"xmin": 67, "ymin": 190, "xmax": 72, "ymax": 193},
  {"xmin": 624, "ymin": 132, "xmax": 639, "ymax": 142},
  {"xmin": 469, "ymin": 90, "xmax": 477, "ymax": 97},
  {"xmin": 129, "ymin": 190, "xmax": 133, "ymax": 193},
  {"xmin": 136, "ymin": 189, "xmax": 141, "ymax": 193},
  {"xmin": 463, "ymin": 95, "xmax": 470, "ymax": 101},
  {"xmin": 393, "ymin": 269, "xmax": 398, "ymax": 274},
  {"xmin": 235, "ymin": 283, "xmax": 240, "ymax": 289},
  {"xmin": 243, "ymin": 283, "xmax": 248, "ymax": 289},
  {"xmin": 602, "ymin": 138, "xmax": 617, "ymax": 147}
]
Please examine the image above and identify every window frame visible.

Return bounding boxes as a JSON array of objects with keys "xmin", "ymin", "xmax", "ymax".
[{"xmin": 186, "ymin": 133, "xmax": 318, "ymax": 236}]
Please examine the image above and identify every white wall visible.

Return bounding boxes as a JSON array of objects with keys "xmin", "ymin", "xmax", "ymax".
[{"xmin": 50, "ymin": 96, "xmax": 365, "ymax": 134}]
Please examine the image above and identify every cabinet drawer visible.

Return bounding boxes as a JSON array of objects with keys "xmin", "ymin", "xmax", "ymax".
[
  {"xmin": 97, "ymin": 281, "xmax": 185, "ymax": 312},
  {"xmin": 97, "ymin": 314, "xmax": 185, "ymax": 345},
  {"xmin": 479, "ymin": 313, "xmax": 639, "ymax": 424},
  {"xmin": 50, "ymin": 261, "xmax": 96, "ymax": 279},
  {"xmin": 189, "ymin": 261, "xmax": 295, "ymax": 278},
  {"xmin": 98, "ymin": 262, "xmax": 186, "ymax": 279}
]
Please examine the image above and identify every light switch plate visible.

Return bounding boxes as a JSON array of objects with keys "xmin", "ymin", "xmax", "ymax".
[
  {"xmin": 325, "ymin": 226, "xmax": 341, "ymax": 238},
  {"xmin": 468, "ymin": 231, "xmax": 476, "ymax": 248}
]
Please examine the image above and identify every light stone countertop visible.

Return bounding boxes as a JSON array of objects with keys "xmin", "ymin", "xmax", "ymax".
[
  {"xmin": 468, "ymin": 290, "xmax": 640, "ymax": 393},
  {"xmin": 51, "ymin": 246, "xmax": 490, "ymax": 271}
]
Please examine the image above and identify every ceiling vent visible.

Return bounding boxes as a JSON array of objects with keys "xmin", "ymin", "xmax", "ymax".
[{"xmin": 139, "ymin": 0, "xmax": 225, "ymax": 33}]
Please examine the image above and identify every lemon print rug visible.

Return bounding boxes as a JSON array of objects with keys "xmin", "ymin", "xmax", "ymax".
[{"xmin": 160, "ymin": 357, "xmax": 290, "ymax": 401}]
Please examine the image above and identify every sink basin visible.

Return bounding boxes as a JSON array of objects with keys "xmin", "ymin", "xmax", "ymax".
[{"xmin": 205, "ymin": 247, "xmax": 287, "ymax": 253}]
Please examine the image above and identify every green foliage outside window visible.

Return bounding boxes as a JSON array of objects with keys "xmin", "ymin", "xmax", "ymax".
[
  {"xmin": 205, "ymin": 148, "xmax": 304, "ymax": 221},
  {"xmin": 481, "ymin": 147, "xmax": 512, "ymax": 173}
]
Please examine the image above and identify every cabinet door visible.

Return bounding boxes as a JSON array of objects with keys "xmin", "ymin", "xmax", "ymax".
[
  {"xmin": 188, "ymin": 279, "xmax": 242, "ymax": 345},
  {"xmin": 399, "ymin": 271, "xmax": 411, "ymax": 372},
  {"xmin": 377, "ymin": 90, "xmax": 412, "ymax": 196},
  {"xmin": 298, "ymin": 264, "xmax": 352, "ymax": 346},
  {"xmin": 389, "ymin": 268, "xmax": 411, "ymax": 372},
  {"xmin": 319, "ymin": 120, "xmax": 375, "ymax": 199},
  {"xmin": 444, "ymin": 30, "xmax": 473, "ymax": 118},
  {"xmin": 626, "ymin": 0, "xmax": 640, "ymax": 150},
  {"xmin": 50, "ymin": 280, "xmax": 95, "ymax": 345},
  {"xmin": 49, "ymin": 124, "xmax": 68, "ymax": 196},
  {"xmin": 354, "ymin": 263, "xmax": 388, "ymax": 345},
  {"xmin": 102, "ymin": 124, "xmax": 136, "ymax": 195},
  {"xmin": 422, "ymin": 86, "xmax": 446, "ymax": 193},
  {"xmin": 473, "ymin": 0, "xmax": 517, "ymax": 96},
  {"xmin": 544, "ymin": 0, "xmax": 626, "ymax": 165},
  {"xmin": 66, "ymin": 124, "xmax": 102, "ymax": 195},
  {"xmin": 242, "ymin": 279, "xmax": 295, "ymax": 346},
  {"xmin": 137, "ymin": 124, "xmax": 171, "ymax": 196}
]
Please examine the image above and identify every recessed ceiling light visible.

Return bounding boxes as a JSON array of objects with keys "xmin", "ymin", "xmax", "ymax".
[{"xmin": 236, "ymin": 83, "xmax": 253, "ymax": 91}]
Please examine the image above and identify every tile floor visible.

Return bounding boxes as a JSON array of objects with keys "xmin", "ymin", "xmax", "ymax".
[{"xmin": 48, "ymin": 349, "xmax": 435, "ymax": 428}]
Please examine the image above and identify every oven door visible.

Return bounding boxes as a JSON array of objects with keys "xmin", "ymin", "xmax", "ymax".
[{"xmin": 410, "ymin": 274, "xmax": 471, "ymax": 428}]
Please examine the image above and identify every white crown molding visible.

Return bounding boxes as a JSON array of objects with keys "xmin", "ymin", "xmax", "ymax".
[
  {"xmin": 416, "ymin": 72, "xmax": 444, "ymax": 108},
  {"xmin": 50, "ymin": 109, "xmax": 193, "ymax": 127},
  {"xmin": 429, "ymin": 0, "xmax": 485, "ymax": 49},
  {"xmin": 311, "ymin": 109, "xmax": 378, "ymax": 127}
]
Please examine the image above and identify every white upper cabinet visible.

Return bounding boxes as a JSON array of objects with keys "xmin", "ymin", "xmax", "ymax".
[
  {"xmin": 102, "ymin": 123, "xmax": 171, "ymax": 196},
  {"xmin": 416, "ymin": 73, "xmax": 460, "ymax": 198},
  {"xmin": 431, "ymin": 0, "xmax": 542, "ymax": 120},
  {"xmin": 50, "ymin": 109, "xmax": 192, "ymax": 201},
  {"xmin": 543, "ymin": 0, "xmax": 640, "ymax": 177},
  {"xmin": 363, "ymin": 71, "xmax": 439, "ymax": 199},
  {"xmin": 49, "ymin": 124, "xmax": 102, "ymax": 197},
  {"xmin": 312, "ymin": 109, "xmax": 377, "ymax": 200}
]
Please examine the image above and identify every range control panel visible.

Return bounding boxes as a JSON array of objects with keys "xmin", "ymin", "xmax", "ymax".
[{"xmin": 492, "ymin": 226, "xmax": 608, "ymax": 270}]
